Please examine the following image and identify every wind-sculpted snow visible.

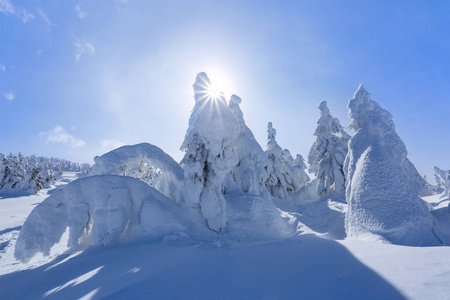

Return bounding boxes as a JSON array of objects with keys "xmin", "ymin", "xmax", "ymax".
[
  {"xmin": 344, "ymin": 85, "xmax": 442, "ymax": 246},
  {"xmin": 180, "ymin": 72, "xmax": 240, "ymax": 233},
  {"xmin": 91, "ymin": 143, "xmax": 184, "ymax": 203},
  {"xmin": 14, "ymin": 175, "xmax": 189, "ymax": 263}
]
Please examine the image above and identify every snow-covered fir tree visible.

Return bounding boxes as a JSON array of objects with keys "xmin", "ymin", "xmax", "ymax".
[
  {"xmin": 434, "ymin": 166, "xmax": 450, "ymax": 199},
  {"xmin": 0, "ymin": 153, "xmax": 90, "ymax": 193},
  {"xmin": 180, "ymin": 72, "xmax": 240, "ymax": 233},
  {"xmin": 228, "ymin": 94, "xmax": 271, "ymax": 197},
  {"xmin": 344, "ymin": 85, "xmax": 442, "ymax": 246},
  {"xmin": 265, "ymin": 122, "xmax": 309, "ymax": 199},
  {"xmin": 308, "ymin": 101, "xmax": 350, "ymax": 196}
]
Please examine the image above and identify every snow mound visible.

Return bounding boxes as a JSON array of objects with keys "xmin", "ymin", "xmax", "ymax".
[
  {"xmin": 14, "ymin": 175, "xmax": 189, "ymax": 263},
  {"xmin": 344, "ymin": 85, "xmax": 442, "ymax": 246},
  {"xmin": 225, "ymin": 192, "xmax": 296, "ymax": 240},
  {"xmin": 91, "ymin": 143, "xmax": 184, "ymax": 203}
]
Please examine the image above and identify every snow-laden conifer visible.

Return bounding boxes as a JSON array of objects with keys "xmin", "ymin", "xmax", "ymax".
[
  {"xmin": 344, "ymin": 85, "xmax": 442, "ymax": 246},
  {"xmin": 434, "ymin": 166, "xmax": 450, "ymax": 199},
  {"xmin": 228, "ymin": 94, "xmax": 270, "ymax": 197},
  {"xmin": 308, "ymin": 101, "xmax": 350, "ymax": 196},
  {"xmin": 180, "ymin": 72, "xmax": 240, "ymax": 233},
  {"xmin": 265, "ymin": 122, "xmax": 309, "ymax": 199}
]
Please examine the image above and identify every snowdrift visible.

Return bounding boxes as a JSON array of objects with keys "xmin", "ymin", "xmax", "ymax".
[
  {"xmin": 344, "ymin": 85, "xmax": 442, "ymax": 246},
  {"xmin": 14, "ymin": 175, "xmax": 189, "ymax": 263},
  {"xmin": 91, "ymin": 143, "xmax": 184, "ymax": 203}
]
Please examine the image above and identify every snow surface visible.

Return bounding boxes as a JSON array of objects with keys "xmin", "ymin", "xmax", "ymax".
[
  {"xmin": 1, "ymin": 174, "xmax": 450, "ymax": 299},
  {"xmin": 91, "ymin": 143, "xmax": 184, "ymax": 203}
]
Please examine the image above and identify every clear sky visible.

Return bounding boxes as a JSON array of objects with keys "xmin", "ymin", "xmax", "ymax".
[{"xmin": 1, "ymin": 0, "xmax": 450, "ymax": 181}]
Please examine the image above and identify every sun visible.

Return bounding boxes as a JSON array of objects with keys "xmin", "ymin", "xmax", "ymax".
[
  {"xmin": 207, "ymin": 84, "xmax": 223, "ymax": 99},
  {"xmin": 204, "ymin": 69, "xmax": 233, "ymax": 100}
]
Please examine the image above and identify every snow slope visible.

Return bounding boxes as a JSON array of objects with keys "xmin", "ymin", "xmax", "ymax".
[{"xmin": 1, "ymin": 178, "xmax": 450, "ymax": 299}]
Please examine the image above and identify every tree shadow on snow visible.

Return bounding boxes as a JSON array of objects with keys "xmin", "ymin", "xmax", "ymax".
[{"xmin": 0, "ymin": 235, "xmax": 407, "ymax": 299}]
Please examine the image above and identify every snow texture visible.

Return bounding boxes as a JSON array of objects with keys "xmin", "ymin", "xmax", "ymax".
[
  {"xmin": 14, "ymin": 175, "xmax": 188, "ymax": 263},
  {"xmin": 180, "ymin": 72, "xmax": 240, "ymax": 233},
  {"xmin": 265, "ymin": 122, "xmax": 309, "ymax": 199},
  {"xmin": 228, "ymin": 94, "xmax": 271, "ymax": 197},
  {"xmin": 344, "ymin": 85, "xmax": 442, "ymax": 246},
  {"xmin": 308, "ymin": 101, "xmax": 350, "ymax": 196},
  {"xmin": 91, "ymin": 143, "xmax": 184, "ymax": 203}
]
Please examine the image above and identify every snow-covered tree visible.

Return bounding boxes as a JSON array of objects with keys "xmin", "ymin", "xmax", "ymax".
[
  {"xmin": 0, "ymin": 153, "xmax": 88, "ymax": 193},
  {"xmin": 180, "ymin": 72, "xmax": 240, "ymax": 233},
  {"xmin": 434, "ymin": 166, "xmax": 450, "ymax": 199},
  {"xmin": 265, "ymin": 122, "xmax": 309, "ymax": 199},
  {"xmin": 308, "ymin": 101, "xmax": 350, "ymax": 196},
  {"xmin": 228, "ymin": 94, "xmax": 271, "ymax": 197},
  {"xmin": 91, "ymin": 143, "xmax": 184, "ymax": 202},
  {"xmin": 344, "ymin": 85, "xmax": 442, "ymax": 246}
]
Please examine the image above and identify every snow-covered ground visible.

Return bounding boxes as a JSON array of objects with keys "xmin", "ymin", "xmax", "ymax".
[{"xmin": 1, "ymin": 174, "xmax": 449, "ymax": 299}]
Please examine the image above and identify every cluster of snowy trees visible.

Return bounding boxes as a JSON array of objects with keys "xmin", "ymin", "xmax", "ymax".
[
  {"xmin": 14, "ymin": 72, "xmax": 449, "ymax": 263},
  {"xmin": 0, "ymin": 153, "xmax": 91, "ymax": 193}
]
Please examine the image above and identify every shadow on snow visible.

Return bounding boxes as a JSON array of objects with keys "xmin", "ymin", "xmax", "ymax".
[{"xmin": 0, "ymin": 235, "xmax": 406, "ymax": 299}]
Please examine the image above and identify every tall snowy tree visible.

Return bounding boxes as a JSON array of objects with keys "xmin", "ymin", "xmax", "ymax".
[
  {"xmin": 180, "ymin": 72, "xmax": 240, "ymax": 233},
  {"xmin": 265, "ymin": 122, "xmax": 309, "ymax": 199},
  {"xmin": 344, "ymin": 85, "xmax": 442, "ymax": 246},
  {"xmin": 228, "ymin": 94, "xmax": 271, "ymax": 197},
  {"xmin": 434, "ymin": 166, "xmax": 450, "ymax": 199},
  {"xmin": 308, "ymin": 101, "xmax": 350, "ymax": 196}
]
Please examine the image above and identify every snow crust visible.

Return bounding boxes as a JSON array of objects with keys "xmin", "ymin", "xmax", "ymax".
[
  {"xmin": 344, "ymin": 85, "xmax": 442, "ymax": 246},
  {"xmin": 14, "ymin": 175, "xmax": 188, "ymax": 263},
  {"xmin": 91, "ymin": 143, "xmax": 184, "ymax": 203}
]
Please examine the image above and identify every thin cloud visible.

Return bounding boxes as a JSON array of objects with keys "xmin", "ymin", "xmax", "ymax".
[
  {"xmin": 20, "ymin": 9, "xmax": 34, "ymax": 24},
  {"xmin": 0, "ymin": 1, "xmax": 34, "ymax": 24},
  {"xmin": 0, "ymin": 64, "xmax": 5, "ymax": 72},
  {"xmin": 40, "ymin": 126, "xmax": 86, "ymax": 148},
  {"xmin": 37, "ymin": 8, "xmax": 52, "ymax": 26},
  {"xmin": 3, "ymin": 91, "xmax": 15, "ymax": 101},
  {"xmin": 74, "ymin": 4, "xmax": 88, "ymax": 18},
  {"xmin": 0, "ymin": 0, "xmax": 15, "ymax": 15},
  {"xmin": 74, "ymin": 39, "xmax": 95, "ymax": 61}
]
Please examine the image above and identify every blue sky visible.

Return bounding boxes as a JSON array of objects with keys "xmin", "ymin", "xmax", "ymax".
[{"xmin": 1, "ymin": 0, "xmax": 450, "ymax": 180}]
